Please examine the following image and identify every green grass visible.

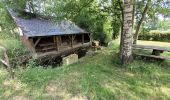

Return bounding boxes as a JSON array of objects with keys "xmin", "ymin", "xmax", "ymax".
[{"xmin": 0, "ymin": 42, "xmax": 170, "ymax": 100}]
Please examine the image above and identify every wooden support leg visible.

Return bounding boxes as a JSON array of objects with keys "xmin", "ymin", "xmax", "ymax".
[
  {"xmin": 82, "ymin": 34, "xmax": 84, "ymax": 45},
  {"xmin": 53, "ymin": 36, "xmax": 59, "ymax": 51},
  {"xmin": 152, "ymin": 49, "xmax": 162, "ymax": 56},
  {"xmin": 29, "ymin": 38, "xmax": 36, "ymax": 53},
  {"xmin": 71, "ymin": 35, "xmax": 73, "ymax": 48}
]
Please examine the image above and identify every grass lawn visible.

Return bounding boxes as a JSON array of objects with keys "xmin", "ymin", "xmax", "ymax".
[{"xmin": 0, "ymin": 41, "xmax": 170, "ymax": 100}]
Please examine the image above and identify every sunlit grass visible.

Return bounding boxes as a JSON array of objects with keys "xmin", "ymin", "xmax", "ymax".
[{"xmin": 1, "ymin": 42, "xmax": 170, "ymax": 99}]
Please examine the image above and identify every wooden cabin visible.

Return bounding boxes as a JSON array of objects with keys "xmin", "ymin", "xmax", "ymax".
[{"xmin": 8, "ymin": 9, "xmax": 91, "ymax": 59}]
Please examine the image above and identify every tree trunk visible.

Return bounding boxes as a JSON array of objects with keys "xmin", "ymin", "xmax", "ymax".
[
  {"xmin": 132, "ymin": 0, "xmax": 136, "ymax": 28},
  {"xmin": 120, "ymin": 0, "xmax": 133, "ymax": 65},
  {"xmin": 133, "ymin": 0, "xmax": 151, "ymax": 44},
  {"xmin": 118, "ymin": 0, "xmax": 124, "ymax": 60}
]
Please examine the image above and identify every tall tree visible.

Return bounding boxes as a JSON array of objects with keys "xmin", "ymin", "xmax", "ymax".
[
  {"xmin": 120, "ymin": 0, "xmax": 133, "ymax": 65},
  {"xmin": 133, "ymin": 0, "xmax": 151, "ymax": 44},
  {"xmin": 118, "ymin": 0, "xmax": 124, "ymax": 60}
]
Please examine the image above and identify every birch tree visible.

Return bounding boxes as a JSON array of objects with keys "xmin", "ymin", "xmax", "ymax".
[{"xmin": 120, "ymin": 0, "xmax": 133, "ymax": 64}]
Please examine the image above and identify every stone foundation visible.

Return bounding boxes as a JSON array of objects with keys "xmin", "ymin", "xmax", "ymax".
[{"xmin": 62, "ymin": 54, "xmax": 78, "ymax": 66}]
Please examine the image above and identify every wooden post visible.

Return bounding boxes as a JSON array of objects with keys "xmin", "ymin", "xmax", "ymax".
[
  {"xmin": 53, "ymin": 36, "xmax": 59, "ymax": 51},
  {"xmin": 88, "ymin": 33, "xmax": 91, "ymax": 46},
  {"xmin": 71, "ymin": 35, "xmax": 73, "ymax": 48},
  {"xmin": 59, "ymin": 36, "xmax": 62, "ymax": 46},
  {"xmin": 29, "ymin": 38, "xmax": 36, "ymax": 53},
  {"xmin": 56, "ymin": 36, "xmax": 59, "ymax": 51},
  {"xmin": 82, "ymin": 34, "xmax": 84, "ymax": 45}
]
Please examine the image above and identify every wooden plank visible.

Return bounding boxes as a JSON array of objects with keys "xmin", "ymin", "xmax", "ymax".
[
  {"xmin": 133, "ymin": 44, "xmax": 170, "ymax": 52},
  {"xmin": 39, "ymin": 43, "xmax": 55, "ymax": 47},
  {"xmin": 135, "ymin": 53, "xmax": 170, "ymax": 60},
  {"xmin": 34, "ymin": 38, "xmax": 41, "ymax": 47},
  {"xmin": 58, "ymin": 36, "xmax": 62, "ymax": 46},
  {"xmin": 53, "ymin": 36, "xmax": 59, "ymax": 51},
  {"xmin": 56, "ymin": 36, "xmax": 59, "ymax": 51},
  {"xmin": 42, "ymin": 46, "xmax": 56, "ymax": 51},
  {"xmin": 37, "ymin": 42, "xmax": 90, "ymax": 59}
]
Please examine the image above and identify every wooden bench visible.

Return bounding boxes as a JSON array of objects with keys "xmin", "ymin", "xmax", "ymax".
[
  {"xmin": 133, "ymin": 44, "xmax": 170, "ymax": 60},
  {"xmin": 134, "ymin": 54, "xmax": 170, "ymax": 60}
]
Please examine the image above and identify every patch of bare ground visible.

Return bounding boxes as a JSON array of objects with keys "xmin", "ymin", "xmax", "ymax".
[
  {"xmin": 11, "ymin": 96, "xmax": 29, "ymax": 100},
  {"xmin": 44, "ymin": 81, "xmax": 87, "ymax": 100},
  {"xmin": 3, "ymin": 79, "xmax": 24, "ymax": 91},
  {"xmin": 2, "ymin": 79, "xmax": 28, "ymax": 99},
  {"xmin": 160, "ymin": 86, "xmax": 170, "ymax": 96}
]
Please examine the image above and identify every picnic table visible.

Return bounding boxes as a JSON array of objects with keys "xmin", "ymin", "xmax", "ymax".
[{"xmin": 133, "ymin": 41, "xmax": 170, "ymax": 60}]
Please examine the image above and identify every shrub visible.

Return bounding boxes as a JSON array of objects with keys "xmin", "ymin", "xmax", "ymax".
[
  {"xmin": 26, "ymin": 58, "xmax": 38, "ymax": 68},
  {"xmin": 0, "ymin": 2, "xmax": 28, "ymax": 58},
  {"xmin": 138, "ymin": 30, "xmax": 170, "ymax": 42}
]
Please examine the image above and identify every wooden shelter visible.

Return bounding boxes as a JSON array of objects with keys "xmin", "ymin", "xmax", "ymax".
[{"xmin": 8, "ymin": 9, "xmax": 91, "ymax": 58}]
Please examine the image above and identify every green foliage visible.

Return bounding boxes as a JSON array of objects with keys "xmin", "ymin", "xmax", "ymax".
[
  {"xmin": 0, "ymin": 2, "xmax": 28, "ymax": 58},
  {"xmin": 139, "ymin": 30, "xmax": 170, "ymax": 42},
  {"xmin": 6, "ymin": 0, "xmax": 27, "ymax": 12},
  {"xmin": 155, "ymin": 20, "xmax": 170, "ymax": 30},
  {"xmin": 26, "ymin": 58, "xmax": 38, "ymax": 68},
  {"xmin": 44, "ymin": 0, "xmax": 119, "ymax": 44}
]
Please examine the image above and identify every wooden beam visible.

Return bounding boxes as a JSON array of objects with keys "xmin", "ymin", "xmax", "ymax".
[
  {"xmin": 37, "ymin": 42, "xmax": 90, "ymax": 59},
  {"xmin": 59, "ymin": 36, "xmax": 62, "ymax": 46},
  {"xmin": 133, "ymin": 44, "xmax": 170, "ymax": 52},
  {"xmin": 56, "ymin": 36, "xmax": 59, "ymax": 51},
  {"xmin": 71, "ymin": 35, "xmax": 73, "ymax": 48},
  {"xmin": 29, "ymin": 38, "xmax": 36, "ymax": 53},
  {"xmin": 34, "ymin": 38, "xmax": 41, "ymax": 48},
  {"xmin": 53, "ymin": 36, "xmax": 59, "ymax": 51},
  {"xmin": 134, "ymin": 53, "xmax": 170, "ymax": 60},
  {"xmin": 82, "ymin": 34, "xmax": 84, "ymax": 45}
]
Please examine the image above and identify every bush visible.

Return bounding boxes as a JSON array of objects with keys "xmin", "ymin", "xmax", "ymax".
[
  {"xmin": 138, "ymin": 30, "xmax": 170, "ymax": 42},
  {"xmin": 0, "ymin": 2, "xmax": 28, "ymax": 58}
]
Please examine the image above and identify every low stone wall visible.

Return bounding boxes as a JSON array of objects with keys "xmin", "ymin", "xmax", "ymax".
[{"xmin": 62, "ymin": 54, "xmax": 78, "ymax": 66}]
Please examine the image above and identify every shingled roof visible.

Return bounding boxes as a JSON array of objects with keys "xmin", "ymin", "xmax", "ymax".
[{"xmin": 8, "ymin": 9, "xmax": 88, "ymax": 37}]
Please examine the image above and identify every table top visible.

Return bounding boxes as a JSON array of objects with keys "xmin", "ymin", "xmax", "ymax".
[
  {"xmin": 133, "ymin": 40, "xmax": 170, "ymax": 52},
  {"xmin": 133, "ymin": 44, "xmax": 170, "ymax": 52}
]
